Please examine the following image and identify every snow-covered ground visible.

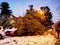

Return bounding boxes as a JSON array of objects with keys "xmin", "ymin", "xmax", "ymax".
[{"xmin": 0, "ymin": 34, "xmax": 56, "ymax": 45}]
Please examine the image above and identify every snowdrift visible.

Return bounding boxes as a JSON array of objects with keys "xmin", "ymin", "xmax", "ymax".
[{"xmin": 0, "ymin": 34, "xmax": 56, "ymax": 45}]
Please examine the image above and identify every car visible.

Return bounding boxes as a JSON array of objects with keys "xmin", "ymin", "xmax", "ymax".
[{"xmin": 5, "ymin": 27, "xmax": 17, "ymax": 37}]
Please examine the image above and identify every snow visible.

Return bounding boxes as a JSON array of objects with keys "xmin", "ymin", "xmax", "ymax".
[
  {"xmin": 0, "ymin": 26, "xmax": 5, "ymax": 36},
  {"xmin": 5, "ymin": 28, "xmax": 17, "ymax": 32},
  {"xmin": 0, "ymin": 34, "xmax": 56, "ymax": 45}
]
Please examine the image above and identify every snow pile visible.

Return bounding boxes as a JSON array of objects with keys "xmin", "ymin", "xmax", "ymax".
[
  {"xmin": 0, "ymin": 34, "xmax": 56, "ymax": 45},
  {"xmin": 0, "ymin": 26, "xmax": 5, "ymax": 37}
]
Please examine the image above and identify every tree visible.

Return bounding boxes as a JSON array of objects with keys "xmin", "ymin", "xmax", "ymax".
[
  {"xmin": 23, "ymin": 14, "xmax": 46, "ymax": 35},
  {"xmin": 26, "ymin": 5, "xmax": 53, "ymax": 29},
  {"xmin": 13, "ymin": 5, "xmax": 53, "ymax": 36},
  {"xmin": 1, "ymin": 2, "xmax": 12, "ymax": 17},
  {"xmin": 15, "ymin": 16, "xmax": 25, "ymax": 36},
  {"xmin": 29, "ymin": 5, "xmax": 33, "ymax": 11},
  {"xmin": 54, "ymin": 21, "xmax": 60, "ymax": 38},
  {"xmin": 36, "ymin": 6, "xmax": 53, "ymax": 29},
  {"xmin": 0, "ymin": 2, "xmax": 12, "ymax": 26},
  {"xmin": 39, "ymin": 6, "xmax": 53, "ymax": 29},
  {"xmin": 15, "ymin": 13, "xmax": 46, "ymax": 36},
  {"xmin": 55, "ymin": 21, "xmax": 60, "ymax": 30}
]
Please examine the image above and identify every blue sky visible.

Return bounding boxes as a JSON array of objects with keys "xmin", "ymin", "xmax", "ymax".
[{"xmin": 0, "ymin": 0, "xmax": 60, "ymax": 23}]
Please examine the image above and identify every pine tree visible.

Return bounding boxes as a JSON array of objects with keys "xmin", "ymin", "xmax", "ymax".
[
  {"xmin": 1, "ymin": 2, "xmax": 12, "ymax": 17},
  {"xmin": 0, "ymin": 2, "xmax": 12, "ymax": 26}
]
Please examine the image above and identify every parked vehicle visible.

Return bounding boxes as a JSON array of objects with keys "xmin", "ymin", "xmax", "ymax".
[{"xmin": 5, "ymin": 28, "xmax": 17, "ymax": 37}]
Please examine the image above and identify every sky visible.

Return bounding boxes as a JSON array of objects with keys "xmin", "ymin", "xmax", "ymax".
[{"xmin": 0, "ymin": 0, "xmax": 60, "ymax": 23}]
